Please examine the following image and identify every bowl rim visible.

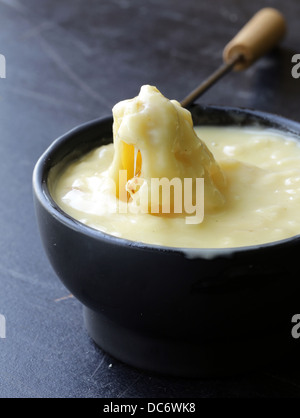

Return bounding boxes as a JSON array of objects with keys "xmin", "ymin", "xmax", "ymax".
[{"xmin": 32, "ymin": 104, "xmax": 300, "ymax": 257}]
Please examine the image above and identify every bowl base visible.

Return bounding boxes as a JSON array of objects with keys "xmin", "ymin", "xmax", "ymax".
[{"xmin": 83, "ymin": 307, "xmax": 292, "ymax": 378}]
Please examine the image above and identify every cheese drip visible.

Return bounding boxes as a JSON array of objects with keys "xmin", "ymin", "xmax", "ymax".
[{"xmin": 109, "ymin": 85, "xmax": 226, "ymax": 212}]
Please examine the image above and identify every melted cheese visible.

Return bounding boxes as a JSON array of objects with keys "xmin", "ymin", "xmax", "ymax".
[
  {"xmin": 51, "ymin": 87, "xmax": 300, "ymax": 248},
  {"xmin": 110, "ymin": 85, "xmax": 226, "ymax": 212}
]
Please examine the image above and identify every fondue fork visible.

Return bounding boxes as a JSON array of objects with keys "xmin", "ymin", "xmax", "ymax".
[{"xmin": 181, "ymin": 8, "xmax": 286, "ymax": 108}]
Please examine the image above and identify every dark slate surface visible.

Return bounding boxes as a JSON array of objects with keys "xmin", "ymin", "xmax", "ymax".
[{"xmin": 0, "ymin": 0, "xmax": 300, "ymax": 398}]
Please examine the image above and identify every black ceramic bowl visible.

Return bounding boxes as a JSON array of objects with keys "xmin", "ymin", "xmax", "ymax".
[{"xmin": 33, "ymin": 105, "xmax": 300, "ymax": 378}]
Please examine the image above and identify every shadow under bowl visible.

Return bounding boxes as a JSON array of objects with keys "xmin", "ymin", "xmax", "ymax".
[{"xmin": 33, "ymin": 105, "xmax": 300, "ymax": 378}]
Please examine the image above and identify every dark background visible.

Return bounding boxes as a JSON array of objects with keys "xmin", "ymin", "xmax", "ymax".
[{"xmin": 0, "ymin": 0, "xmax": 300, "ymax": 398}]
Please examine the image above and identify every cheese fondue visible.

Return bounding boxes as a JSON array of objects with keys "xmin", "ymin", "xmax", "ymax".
[{"xmin": 50, "ymin": 86, "xmax": 300, "ymax": 248}]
